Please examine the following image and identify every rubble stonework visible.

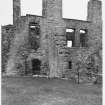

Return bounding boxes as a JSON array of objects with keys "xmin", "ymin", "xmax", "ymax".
[{"xmin": 1, "ymin": 0, "xmax": 102, "ymax": 82}]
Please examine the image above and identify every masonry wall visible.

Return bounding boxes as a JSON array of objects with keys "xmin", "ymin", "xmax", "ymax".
[{"xmin": 2, "ymin": 25, "xmax": 15, "ymax": 72}]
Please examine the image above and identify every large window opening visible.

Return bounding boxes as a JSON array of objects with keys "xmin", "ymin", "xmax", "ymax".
[
  {"xmin": 29, "ymin": 22, "xmax": 40, "ymax": 50},
  {"xmin": 66, "ymin": 28, "xmax": 75, "ymax": 47},
  {"xmin": 80, "ymin": 29, "xmax": 87, "ymax": 47}
]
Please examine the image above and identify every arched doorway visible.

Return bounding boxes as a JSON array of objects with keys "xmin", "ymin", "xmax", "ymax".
[{"xmin": 31, "ymin": 59, "xmax": 41, "ymax": 75}]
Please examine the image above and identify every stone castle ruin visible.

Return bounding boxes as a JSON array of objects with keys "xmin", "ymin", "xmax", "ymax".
[{"xmin": 2, "ymin": 0, "xmax": 102, "ymax": 81}]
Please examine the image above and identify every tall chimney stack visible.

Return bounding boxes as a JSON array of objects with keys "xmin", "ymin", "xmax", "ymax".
[
  {"xmin": 42, "ymin": 0, "xmax": 62, "ymax": 20},
  {"xmin": 87, "ymin": 0, "xmax": 102, "ymax": 25},
  {"xmin": 13, "ymin": 0, "xmax": 21, "ymax": 25}
]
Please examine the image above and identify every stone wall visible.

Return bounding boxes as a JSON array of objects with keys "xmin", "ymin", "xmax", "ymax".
[
  {"xmin": 1, "ymin": 25, "xmax": 15, "ymax": 72},
  {"xmin": 6, "ymin": 16, "xmax": 29, "ymax": 75}
]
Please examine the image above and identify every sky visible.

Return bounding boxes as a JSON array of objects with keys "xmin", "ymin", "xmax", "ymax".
[{"xmin": 0, "ymin": 0, "xmax": 90, "ymax": 26}]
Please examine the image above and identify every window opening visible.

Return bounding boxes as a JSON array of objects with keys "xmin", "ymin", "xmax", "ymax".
[
  {"xmin": 66, "ymin": 29, "xmax": 74, "ymax": 33},
  {"xmin": 80, "ymin": 29, "xmax": 87, "ymax": 47},
  {"xmin": 68, "ymin": 61, "xmax": 72, "ymax": 69},
  {"xmin": 29, "ymin": 22, "xmax": 40, "ymax": 50},
  {"xmin": 66, "ymin": 28, "xmax": 75, "ymax": 47},
  {"xmin": 67, "ymin": 41, "xmax": 72, "ymax": 47}
]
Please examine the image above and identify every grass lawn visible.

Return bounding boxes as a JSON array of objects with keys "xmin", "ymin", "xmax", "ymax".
[{"xmin": 2, "ymin": 76, "xmax": 102, "ymax": 105}]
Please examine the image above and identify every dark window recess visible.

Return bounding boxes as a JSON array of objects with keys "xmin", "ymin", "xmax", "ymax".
[
  {"xmin": 29, "ymin": 22, "xmax": 40, "ymax": 34},
  {"xmin": 6, "ymin": 28, "xmax": 9, "ymax": 31},
  {"xmin": 32, "ymin": 59, "xmax": 41, "ymax": 75},
  {"xmin": 80, "ymin": 29, "xmax": 87, "ymax": 47},
  {"xmin": 59, "ymin": 51, "xmax": 63, "ymax": 54},
  {"xmin": 68, "ymin": 61, "xmax": 72, "ymax": 69},
  {"xmin": 29, "ymin": 22, "xmax": 40, "ymax": 50},
  {"xmin": 66, "ymin": 29, "xmax": 75, "ymax": 47}
]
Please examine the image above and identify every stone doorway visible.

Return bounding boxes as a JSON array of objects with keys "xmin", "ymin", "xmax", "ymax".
[{"xmin": 32, "ymin": 59, "xmax": 41, "ymax": 75}]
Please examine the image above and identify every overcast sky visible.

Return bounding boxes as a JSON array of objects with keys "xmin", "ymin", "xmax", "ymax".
[{"xmin": 0, "ymin": 0, "xmax": 91, "ymax": 26}]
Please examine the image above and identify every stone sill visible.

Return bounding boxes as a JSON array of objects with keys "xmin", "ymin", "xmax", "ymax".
[{"xmin": 65, "ymin": 47, "xmax": 88, "ymax": 50}]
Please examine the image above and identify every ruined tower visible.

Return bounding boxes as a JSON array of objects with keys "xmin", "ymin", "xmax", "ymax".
[{"xmin": 1, "ymin": 0, "xmax": 102, "ymax": 82}]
